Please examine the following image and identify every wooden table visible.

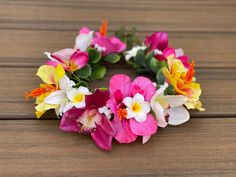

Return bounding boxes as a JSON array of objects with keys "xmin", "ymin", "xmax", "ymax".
[{"xmin": 0, "ymin": 0, "xmax": 235, "ymax": 176}]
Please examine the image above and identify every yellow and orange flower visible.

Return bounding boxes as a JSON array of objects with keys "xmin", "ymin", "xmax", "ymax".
[
  {"xmin": 25, "ymin": 64, "xmax": 65, "ymax": 118},
  {"xmin": 162, "ymin": 58, "xmax": 204, "ymax": 111}
]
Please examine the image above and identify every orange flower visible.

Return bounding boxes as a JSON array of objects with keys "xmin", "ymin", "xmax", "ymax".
[
  {"xmin": 99, "ymin": 20, "xmax": 108, "ymax": 36},
  {"xmin": 163, "ymin": 59, "xmax": 204, "ymax": 111}
]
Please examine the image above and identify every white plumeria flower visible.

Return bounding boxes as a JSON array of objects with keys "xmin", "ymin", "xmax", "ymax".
[
  {"xmin": 98, "ymin": 105, "xmax": 112, "ymax": 119},
  {"xmin": 75, "ymin": 31, "xmax": 93, "ymax": 52},
  {"xmin": 94, "ymin": 44, "xmax": 106, "ymax": 52},
  {"xmin": 123, "ymin": 93, "xmax": 151, "ymax": 122},
  {"xmin": 125, "ymin": 45, "xmax": 147, "ymax": 61},
  {"xmin": 66, "ymin": 86, "xmax": 90, "ymax": 108},
  {"xmin": 150, "ymin": 83, "xmax": 190, "ymax": 127}
]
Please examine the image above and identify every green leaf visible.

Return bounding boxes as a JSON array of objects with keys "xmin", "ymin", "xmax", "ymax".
[
  {"xmin": 88, "ymin": 48, "xmax": 101, "ymax": 64},
  {"xmin": 145, "ymin": 51, "xmax": 154, "ymax": 65},
  {"xmin": 91, "ymin": 65, "xmax": 107, "ymax": 80},
  {"xmin": 136, "ymin": 68, "xmax": 151, "ymax": 75},
  {"xmin": 103, "ymin": 54, "xmax": 120, "ymax": 63},
  {"xmin": 156, "ymin": 69, "xmax": 165, "ymax": 85},
  {"xmin": 73, "ymin": 81, "xmax": 88, "ymax": 88},
  {"xmin": 166, "ymin": 84, "xmax": 175, "ymax": 95},
  {"xmin": 74, "ymin": 65, "xmax": 91, "ymax": 79},
  {"xmin": 126, "ymin": 60, "xmax": 140, "ymax": 69},
  {"xmin": 134, "ymin": 49, "xmax": 146, "ymax": 67},
  {"xmin": 149, "ymin": 58, "xmax": 160, "ymax": 73}
]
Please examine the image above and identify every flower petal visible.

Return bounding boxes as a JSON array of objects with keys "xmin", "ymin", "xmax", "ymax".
[
  {"xmin": 145, "ymin": 32, "xmax": 168, "ymax": 51},
  {"xmin": 60, "ymin": 108, "xmax": 84, "ymax": 132},
  {"xmin": 131, "ymin": 76, "xmax": 156, "ymax": 101},
  {"xmin": 91, "ymin": 125, "xmax": 113, "ymax": 151},
  {"xmin": 109, "ymin": 74, "xmax": 131, "ymax": 96},
  {"xmin": 166, "ymin": 106, "xmax": 190, "ymax": 126},
  {"xmin": 59, "ymin": 75, "xmax": 75, "ymax": 90},
  {"xmin": 129, "ymin": 114, "xmax": 158, "ymax": 136},
  {"xmin": 164, "ymin": 95, "xmax": 188, "ymax": 108},
  {"xmin": 123, "ymin": 97, "xmax": 133, "ymax": 107},
  {"xmin": 100, "ymin": 115, "xmax": 116, "ymax": 136},
  {"xmin": 112, "ymin": 118, "xmax": 137, "ymax": 143},
  {"xmin": 70, "ymin": 51, "xmax": 89, "ymax": 72},
  {"xmin": 44, "ymin": 90, "xmax": 66, "ymax": 104},
  {"xmin": 133, "ymin": 93, "xmax": 145, "ymax": 103},
  {"xmin": 151, "ymin": 102, "xmax": 167, "ymax": 128},
  {"xmin": 86, "ymin": 89, "xmax": 109, "ymax": 108},
  {"xmin": 75, "ymin": 31, "xmax": 93, "ymax": 52},
  {"xmin": 142, "ymin": 135, "xmax": 151, "ymax": 144},
  {"xmin": 53, "ymin": 48, "xmax": 75, "ymax": 61}
]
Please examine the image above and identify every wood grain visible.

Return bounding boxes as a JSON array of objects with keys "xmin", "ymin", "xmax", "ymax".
[
  {"xmin": 0, "ymin": 0, "xmax": 235, "ymax": 32},
  {"xmin": 0, "ymin": 118, "xmax": 235, "ymax": 177},
  {"xmin": 1, "ymin": 29, "xmax": 236, "ymax": 68},
  {"xmin": 0, "ymin": 67, "xmax": 235, "ymax": 119}
]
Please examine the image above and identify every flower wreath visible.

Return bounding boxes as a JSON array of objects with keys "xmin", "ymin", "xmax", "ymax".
[{"xmin": 26, "ymin": 21, "xmax": 204, "ymax": 151}]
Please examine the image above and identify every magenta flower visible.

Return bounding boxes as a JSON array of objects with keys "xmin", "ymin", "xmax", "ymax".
[
  {"xmin": 46, "ymin": 49, "xmax": 88, "ymax": 72},
  {"xmin": 60, "ymin": 89, "xmax": 115, "ymax": 151},
  {"xmin": 107, "ymin": 74, "xmax": 158, "ymax": 144},
  {"xmin": 93, "ymin": 32, "xmax": 126, "ymax": 55}
]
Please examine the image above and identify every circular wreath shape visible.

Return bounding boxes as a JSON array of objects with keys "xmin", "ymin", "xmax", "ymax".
[{"xmin": 25, "ymin": 21, "xmax": 204, "ymax": 151}]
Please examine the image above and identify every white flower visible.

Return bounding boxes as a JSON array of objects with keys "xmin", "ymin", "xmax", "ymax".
[
  {"xmin": 98, "ymin": 105, "xmax": 112, "ymax": 119},
  {"xmin": 66, "ymin": 86, "xmax": 90, "ymax": 108},
  {"xmin": 154, "ymin": 49, "xmax": 163, "ymax": 55},
  {"xmin": 125, "ymin": 46, "xmax": 147, "ymax": 61},
  {"xmin": 150, "ymin": 83, "xmax": 190, "ymax": 127},
  {"xmin": 75, "ymin": 31, "xmax": 93, "ymax": 52},
  {"xmin": 44, "ymin": 75, "xmax": 90, "ymax": 116},
  {"xmin": 94, "ymin": 44, "xmax": 106, "ymax": 52},
  {"xmin": 123, "ymin": 93, "xmax": 151, "ymax": 122}
]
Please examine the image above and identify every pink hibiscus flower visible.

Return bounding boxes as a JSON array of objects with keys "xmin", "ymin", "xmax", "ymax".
[
  {"xmin": 107, "ymin": 74, "xmax": 158, "ymax": 144},
  {"xmin": 60, "ymin": 89, "xmax": 115, "ymax": 151},
  {"xmin": 93, "ymin": 32, "xmax": 126, "ymax": 55}
]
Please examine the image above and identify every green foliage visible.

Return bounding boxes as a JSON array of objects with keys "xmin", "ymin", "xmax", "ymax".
[
  {"xmin": 91, "ymin": 65, "xmax": 107, "ymax": 80},
  {"xmin": 115, "ymin": 27, "xmax": 141, "ymax": 50},
  {"xmin": 166, "ymin": 84, "xmax": 175, "ymax": 95},
  {"xmin": 88, "ymin": 48, "xmax": 101, "ymax": 64},
  {"xmin": 156, "ymin": 68, "xmax": 165, "ymax": 85},
  {"xmin": 134, "ymin": 49, "xmax": 146, "ymax": 67},
  {"xmin": 103, "ymin": 53, "xmax": 120, "ymax": 63},
  {"xmin": 74, "ymin": 64, "xmax": 91, "ymax": 79},
  {"xmin": 73, "ymin": 80, "xmax": 88, "ymax": 88}
]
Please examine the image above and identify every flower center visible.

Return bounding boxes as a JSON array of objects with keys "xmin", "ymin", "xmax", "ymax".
[
  {"xmin": 73, "ymin": 93, "xmax": 84, "ymax": 103},
  {"xmin": 117, "ymin": 108, "xmax": 127, "ymax": 120},
  {"xmin": 132, "ymin": 102, "xmax": 142, "ymax": 113}
]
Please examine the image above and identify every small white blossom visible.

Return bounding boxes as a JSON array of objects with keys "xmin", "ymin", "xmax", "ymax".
[{"xmin": 125, "ymin": 46, "xmax": 147, "ymax": 61}]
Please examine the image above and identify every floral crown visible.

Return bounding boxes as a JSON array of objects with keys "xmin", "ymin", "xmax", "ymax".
[{"xmin": 26, "ymin": 21, "xmax": 204, "ymax": 151}]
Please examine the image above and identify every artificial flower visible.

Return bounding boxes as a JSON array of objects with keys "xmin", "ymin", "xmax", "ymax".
[
  {"xmin": 44, "ymin": 75, "xmax": 90, "ymax": 116},
  {"xmin": 150, "ymin": 82, "xmax": 190, "ymax": 127},
  {"xmin": 125, "ymin": 45, "xmax": 147, "ymax": 61},
  {"xmin": 75, "ymin": 27, "xmax": 94, "ymax": 52},
  {"xmin": 26, "ymin": 64, "xmax": 65, "ymax": 118},
  {"xmin": 45, "ymin": 49, "xmax": 88, "ymax": 72},
  {"xmin": 60, "ymin": 89, "xmax": 115, "ymax": 151},
  {"xmin": 107, "ymin": 74, "xmax": 158, "ymax": 144},
  {"xmin": 162, "ymin": 59, "xmax": 204, "ymax": 111},
  {"xmin": 93, "ymin": 21, "xmax": 126, "ymax": 55}
]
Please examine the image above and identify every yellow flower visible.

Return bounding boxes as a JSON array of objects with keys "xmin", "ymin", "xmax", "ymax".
[
  {"xmin": 26, "ymin": 65, "xmax": 66, "ymax": 118},
  {"xmin": 162, "ymin": 59, "xmax": 204, "ymax": 111}
]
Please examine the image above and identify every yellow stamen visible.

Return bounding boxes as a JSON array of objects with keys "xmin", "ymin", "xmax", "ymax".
[{"xmin": 73, "ymin": 93, "xmax": 84, "ymax": 103}]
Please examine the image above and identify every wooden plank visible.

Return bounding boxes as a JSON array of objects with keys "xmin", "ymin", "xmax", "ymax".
[
  {"xmin": 0, "ymin": 0, "xmax": 235, "ymax": 32},
  {"xmin": 0, "ymin": 29, "xmax": 236, "ymax": 68},
  {"xmin": 0, "ymin": 118, "xmax": 235, "ymax": 177},
  {"xmin": 0, "ymin": 67, "xmax": 235, "ymax": 119}
]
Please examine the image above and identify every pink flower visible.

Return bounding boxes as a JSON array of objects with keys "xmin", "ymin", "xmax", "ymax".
[
  {"xmin": 46, "ymin": 49, "xmax": 88, "ymax": 72},
  {"xmin": 93, "ymin": 32, "xmax": 126, "ymax": 55},
  {"xmin": 163, "ymin": 48, "xmax": 191, "ymax": 69},
  {"xmin": 145, "ymin": 32, "xmax": 168, "ymax": 60},
  {"xmin": 60, "ymin": 89, "xmax": 115, "ymax": 151},
  {"xmin": 107, "ymin": 74, "xmax": 158, "ymax": 144}
]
